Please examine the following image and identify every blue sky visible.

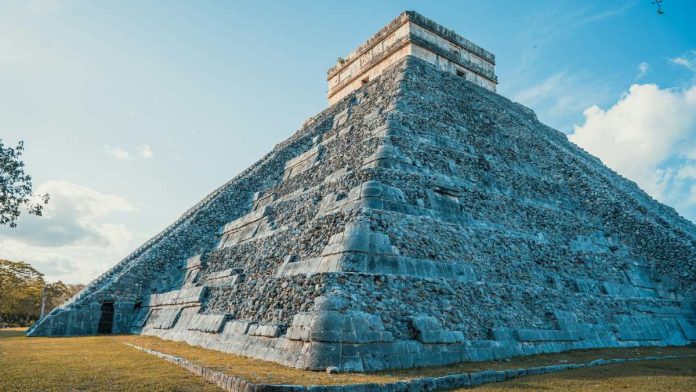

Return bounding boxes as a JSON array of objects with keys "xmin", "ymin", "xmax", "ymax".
[{"xmin": 1, "ymin": 0, "xmax": 695, "ymax": 283}]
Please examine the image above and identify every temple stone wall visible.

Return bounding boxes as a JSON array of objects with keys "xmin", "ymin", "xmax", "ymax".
[
  {"xmin": 327, "ymin": 11, "xmax": 497, "ymax": 105},
  {"xmin": 29, "ymin": 56, "xmax": 696, "ymax": 372}
]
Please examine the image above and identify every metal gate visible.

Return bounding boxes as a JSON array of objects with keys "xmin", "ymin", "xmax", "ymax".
[{"xmin": 97, "ymin": 302, "xmax": 114, "ymax": 334}]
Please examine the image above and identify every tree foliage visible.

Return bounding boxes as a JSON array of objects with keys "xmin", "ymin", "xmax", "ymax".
[
  {"xmin": 0, "ymin": 259, "xmax": 84, "ymax": 327},
  {"xmin": 0, "ymin": 139, "xmax": 49, "ymax": 227}
]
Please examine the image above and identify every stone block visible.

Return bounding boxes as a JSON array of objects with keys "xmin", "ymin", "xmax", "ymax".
[
  {"xmin": 491, "ymin": 327, "xmax": 516, "ymax": 341},
  {"xmin": 188, "ymin": 313, "xmax": 227, "ymax": 333},
  {"xmin": 150, "ymin": 308, "xmax": 182, "ymax": 329},
  {"xmin": 677, "ymin": 318, "xmax": 696, "ymax": 340},
  {"xmin": 410, "ymin": 316, "xmax": 465, "ymax": 344},
  {"xmin": 516, "ymin": 329, "xmax": 579, "ymax": 342},
  {"xmin": 223, "ymin": 320, "xmax": 257, "ymax": 335}
]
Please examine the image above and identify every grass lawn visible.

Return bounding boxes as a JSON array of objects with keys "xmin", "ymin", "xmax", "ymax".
[
  {"xmin": 1, "ymin": 328, "xmax": 695, "ymax": 391},
  {"xmin": 0, "ymin": 328, "xmax": 219, "ymax": 391},
  {"xmin": 466, "ymin": 357, "xmax": 696, "ymax": 391}
]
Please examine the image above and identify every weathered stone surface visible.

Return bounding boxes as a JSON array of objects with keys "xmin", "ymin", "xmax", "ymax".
[{"xmin": 29, "ymin": 49, "xmax": 696, "ymax": 371}]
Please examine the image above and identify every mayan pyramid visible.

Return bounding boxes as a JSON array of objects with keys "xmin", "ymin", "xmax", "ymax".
[{"xmin": 29, "ymin": 11, "xmax": 696, "ymax": 372}]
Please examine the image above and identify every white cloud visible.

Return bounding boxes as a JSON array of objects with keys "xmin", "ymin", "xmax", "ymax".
[
  {"xmin": 138, "ymin": 144, "xmax": 154, "ymax": 159},
  {"xmin": 512, "ymin": 71, "xmax": 613, "ymax": 132},
  {"xmin": 670, "ymin": 50, "xmax": 696, "ymax": 73},
  {"xmin": 637, "ymin": 62, "xmax": 649, "ymax": 79},
  {"xmin": 105, "ymin": 145, "xmax": 131, "ymax": 160},
  {"xmin": 570, "ymin": 82, "xmax": 696, "ymax": 220},
  {"xmin": 106, "ymin": 144, "xmax": 154, "ymax": 160},
  {"xmin": 0, "ymin": 181, "xmax": 136, "ymax": 283},
  {"xmin": 677, "ymin": 165, "xmax": 696, "ymax": 180}
]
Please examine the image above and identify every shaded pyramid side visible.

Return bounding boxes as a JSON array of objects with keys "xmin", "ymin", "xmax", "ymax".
[
  {"xmin": 29, "ymin": 56, "xmax": 696, "ymax": 373},
  {"xmin": 26, "ymin": 56, "xmax": 407, "ymax": 346}
]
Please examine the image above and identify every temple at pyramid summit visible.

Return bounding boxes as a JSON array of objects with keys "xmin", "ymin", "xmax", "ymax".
[
  {"xmin": 29, "ymin": 11, "xmax": 696, "ymax": 372},
  {"xmin": 327, "ymin": 11, "xmax": 497, "ymax": 104}
]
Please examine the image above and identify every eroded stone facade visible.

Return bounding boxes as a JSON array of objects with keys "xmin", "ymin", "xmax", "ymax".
[
  {"xmin": 327, "ymin": 11, "xmax": 497, "ymax": 105},
  {"xmin": 29, "ymin": 44, "xmax": 696, "ymax": 372}
]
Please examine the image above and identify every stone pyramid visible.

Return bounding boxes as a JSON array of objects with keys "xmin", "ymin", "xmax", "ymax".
[{"xmin": 30, "ymin": 55, "xmax": 696, "ymax": 372}]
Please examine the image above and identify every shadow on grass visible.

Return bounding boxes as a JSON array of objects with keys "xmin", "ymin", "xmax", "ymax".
[{"xmin": 0, "ymin": 327, "xmax": 27, "ymax": 338}]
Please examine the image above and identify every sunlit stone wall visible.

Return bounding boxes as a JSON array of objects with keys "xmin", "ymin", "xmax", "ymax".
[{"xmin": 327, "ymin": 11, "xmax": 497, "ymax": 105}]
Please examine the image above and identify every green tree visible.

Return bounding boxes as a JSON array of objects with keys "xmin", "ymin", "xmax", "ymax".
[
  {"xmin": 0, "ymin": 259, "xmax": 44, "ymax": 326},
  {"xmin": 0, "ymin": 260, "xmax": 85, "ymax": 326},
  {"xmin": 0, "ymin": 139, "xmax": 49, "ymax": 228},
  {"xmin": 44, "ymin": 281, "xmax": 85, "ymax": 314}
]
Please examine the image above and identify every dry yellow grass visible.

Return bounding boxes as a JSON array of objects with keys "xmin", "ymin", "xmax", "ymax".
[
  {"xmin": 465, "ymin": 357, "xmax": 696, "ymax": 391},
  {"xmin": 2, "ymin": 328, "xmax": 695, "ymax": 391},
  {"xmin": 122, "ymin": 334, "xmax": 696, "ymax": 385},
  {"xmin": 0, "ymin": 329, "xmax": 220, "ymax": 391}
]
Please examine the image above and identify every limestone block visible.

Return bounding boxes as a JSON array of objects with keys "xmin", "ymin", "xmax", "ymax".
[
  {"xmin": 491, "ymin": 327, "xmax": 516, "ymax": 341},
  {"xmin": 676, "ymin": 318, "xmax": 696, "ymax": 340},
  {"xmin": 572, "ymin": 278, "xmax": 600, "ymax": 295},
  {"xmin": 248, "ymin": 323, "xmax": 284, "ymax": 338},
  {"xmin": 130, "ymin": 307, "xmax": 152, "ymax": 328},
  {"xmin": 188, "ymin": 314, "xmax": 227, "ymax": 333},
  {"xmin": 427, "ymin": 188, "xmax": 461, "ymax": 216},
  {"xmin": 342, "ymin": 225, "xmax": 393, "ymax": 255},
  {"xmin": 223, "ymin": 320, "xmax": 257, "ymax": 336},
  {"xmin": 186, "ymin": 255, "xmax": 203, "ymax": 269},
  {"xmin": 313, "ymin": 295, "xmax": 350, "ymax": 311},
  {"xmin": 148, "ymin": 286, "xmax": 206, "ymax": 307},
  {"xmin": 333, "ymin": 253, "xmax": 478, "ymax": 281},
  {"xmin": 251, "ymin": 192, "xmax": 276, "ymax": 212},
  {"xmin": 615, "ymin": 326, "xmax": 663, "ymax": 341},
  {"xmin": 570, "ymin": 232, "xmax": 611, "ymax": 254},
  {"xmin": 362, "ymin": 143, "xmax": 413, "ymax": 169},
  {"xmin": 411, "ymin": 316, "xmax": 465, "ymax": 344},
  {"xmin": 515, "ymin": 329, "xmax": 579, "ymax": 342},
  {"xmin": 602, "ymin": 282, "xmax": 656, "ymax": 298},
  {"xmin": 304, "ymin": 342, "xmax": 341, "ymax": 371},
  {"xmin": 205, "ymin": 269, "xmax": 244, "ymax": 287},
  {"xmin": 287, "ymin": 310, "xmax": 394, "ymax": 344},
  {"xmin": 182, "ymin": 269, "xmax": 200, "ymax": 286},
  {"xmin": 323, "ymin": 167, "xmax": 349, "ymax": 185},
  {"xmin": 217, "ymin": 206, "xmax": 275, "ymax": 248},
  {"xmin": 150, "ymin": 308, "xmax": 183, "ymax": 329},
  {"xmin": 332, "ymin": 108, "xmax": 351, "ymax": 129},
  {"xmin": 283, "ymin": 145, "xmax": 323, "ymax": 180},
  {"xmin": 552, "ymin": 310, "xmax": 580, "ymax": 330},
  {"xmin": 626, "ymin": 269, "xmax": 655, "ymax": 289}
]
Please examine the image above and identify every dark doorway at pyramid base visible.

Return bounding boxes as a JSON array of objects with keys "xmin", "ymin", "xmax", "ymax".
[{"xmin": 97, "ymin": 301, "xmax": 114, "ymax": 334}]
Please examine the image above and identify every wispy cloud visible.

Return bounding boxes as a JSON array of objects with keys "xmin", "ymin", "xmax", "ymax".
[
  {"xmin": 0, "ymin": 180, "xmax": 136, "ymax": 283},
  {"xmin": 105, "ymin": 145, "xmax": 131, "ymax": 160},
  {"xmin": 576, "ymin": 2, "xmax": 636, "ymax": 26},
  {"xmin": 138, "ymin": 144, "xmax": 154, "ymax": 159},
  {"xmin": 636, "ymin": 62, "xmax": 650, "ymax": 79},
  {"xmin": 517, "ymin": 2, "xmax": 636, "ymax": 49},
  {"xmin": 505, "ymin": 2, "xmax": 635, "ymax": 113},
  {"xmin": 512, "ymin": 71, "xmax": 614, "ymax": 133},
  {"xmin": 105, "ymin": 144, "xmax": 154, "ymax": 160},
  {"xmin": 671, "ymin": 50, "xmax": 696, "ymax": 74}
]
